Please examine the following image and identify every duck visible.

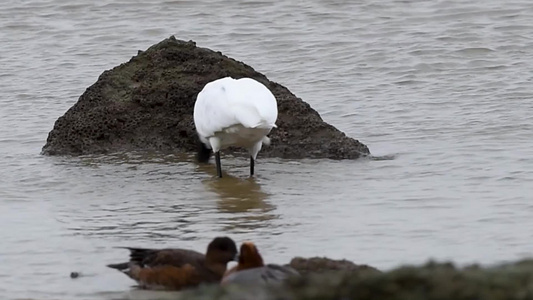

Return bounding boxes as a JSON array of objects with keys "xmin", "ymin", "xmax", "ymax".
[
  {"xmin": 107, "ymin": 236, "xmax": 238, "ymax": 290},
  {"xmin": 193, "ymin": 77, "xmax": 278, "ymax": 178},
  {"xmin": 221, "ymin": 241, "xmax": 299, "ymax": 285}
]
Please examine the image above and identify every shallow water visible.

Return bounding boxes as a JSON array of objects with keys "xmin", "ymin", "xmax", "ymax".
[{"xmin": 1, "ymin": 0, "xmax": 533, "ymax": 299}]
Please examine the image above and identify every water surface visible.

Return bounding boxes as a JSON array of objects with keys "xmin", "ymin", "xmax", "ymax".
[{"xmin": 1, "ymin": 0, "xmax": 533, "ymax": 299}]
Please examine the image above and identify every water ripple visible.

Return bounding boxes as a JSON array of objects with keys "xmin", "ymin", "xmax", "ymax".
[{"xmin": 2, "ymin": 0, "xmax": 533, "ymax": 298}]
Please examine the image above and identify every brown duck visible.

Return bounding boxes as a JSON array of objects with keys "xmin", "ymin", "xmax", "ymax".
[{"xmin": 107, "ymin": 236, "xmax": 238, "ymax": 290}]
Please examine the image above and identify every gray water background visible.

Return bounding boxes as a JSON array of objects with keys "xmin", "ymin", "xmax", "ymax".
[{"xmin": 1, "ymin": 0, "xmax": 533, "ymax": 299}]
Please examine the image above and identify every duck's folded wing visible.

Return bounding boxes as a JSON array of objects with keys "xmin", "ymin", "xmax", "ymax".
[
  {"xmin": 125, "ymin": 248, "xmax": 205, "ymax": 268},
  {"xmin": 222, "ymin": 264, "xmax": 299, "ymax": 285},
  {"xmin": 265, "ymin": 264, "xmax": 299, "ymax": 276},
  {"xmin": 133, "ymin": 263, "xmax": 204, "ymax": 290}
]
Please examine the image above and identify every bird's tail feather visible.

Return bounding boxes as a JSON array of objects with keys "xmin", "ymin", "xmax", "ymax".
[
  {"xmin": 107, "ymin": 262, "xmax": 130, "ymax": 271},
  {"xmin": 262, "ymin": 136, "xmax": 271, "ymax": 146}
]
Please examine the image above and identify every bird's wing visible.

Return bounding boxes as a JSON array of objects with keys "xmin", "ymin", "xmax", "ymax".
[
  {"xmin": 129, "ymin": 263, "xmax": 204, "ymax": 290},
  {"xmin": 222, "ymin": 264, "xmax": 298, "ymax": 285},
  {"xmin": 193, "ymin": 78, "xmax": 240, "ymax": 137},
  {"xmin": 227, "ymin": 78, "xmax": 278, "ymax": 128},
  {"xmin": 193, "ymin": 77, "xmax": 278, "ymax": 138},
  {"xmin": 125, "ymin": 247, "xmax": 205, "ymax": 268}
]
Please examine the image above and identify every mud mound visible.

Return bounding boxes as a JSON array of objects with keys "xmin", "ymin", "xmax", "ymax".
[
  {"xmin": 42, "ymin": 36, "xmax": 369, "ymax": 158},
  {"xmin": 289, "ymin": 256, "xmax": 380, "ymax": 275}
]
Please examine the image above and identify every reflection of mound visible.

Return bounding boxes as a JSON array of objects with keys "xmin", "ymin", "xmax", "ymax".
[{"xmin": 202, "ymin": 174, "xmax": 278, "ymax": 232}]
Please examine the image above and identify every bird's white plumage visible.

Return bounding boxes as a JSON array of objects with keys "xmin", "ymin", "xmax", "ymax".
[{"xmin": 193, "ymin": 77, "xmax": 278, "ymax": 159}]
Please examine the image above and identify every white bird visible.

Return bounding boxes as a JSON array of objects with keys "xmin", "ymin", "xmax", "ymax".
[{"xmin": 193, "ymin": 77, "xmax": 278, "ymax": 178}]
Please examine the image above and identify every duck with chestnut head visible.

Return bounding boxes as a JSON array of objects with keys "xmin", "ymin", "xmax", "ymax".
[{"xmin": 221, "ymin": 241, "xmax": 299, "ymax": 285}]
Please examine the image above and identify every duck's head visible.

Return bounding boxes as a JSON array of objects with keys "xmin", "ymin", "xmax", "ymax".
[
  {"xmin": 237, "ymin": 241, "xmax": 264, "ymax": 270},
  {"xmin": 206, "ymin": 236, "xmax": 239, "ymax": 264}
]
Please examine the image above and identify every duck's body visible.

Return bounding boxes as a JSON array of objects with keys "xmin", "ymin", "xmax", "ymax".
[
  {"xmin": 107, "ymin": 237, "xmax": 238, "ymax": 290},
  {"xmin": 222, "ymin": 263, "xmax": 299, "ymax": 285},
  {"xmin": 221, "ymin": 242, "xmax": 299, "ymax": 286},
  {"xmin": 193, "ymin": 77, "xmax": 278, "ymax": 178}
]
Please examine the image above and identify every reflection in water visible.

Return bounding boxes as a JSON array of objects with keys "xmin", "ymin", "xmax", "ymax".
[{"xmin": 199, "ymin": 164, "xmax": 278, "ymax": 233}]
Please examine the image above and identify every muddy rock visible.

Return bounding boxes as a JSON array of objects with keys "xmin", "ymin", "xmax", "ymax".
[
  {"xmin": 177, "ymin": 258, "xmax": 533, "ymax": 300},
  {"xmin": 288, "ymin": 256, "xmax": 380, "ymax": 275},
  {"xmin": 41, "ymin": 36, "xmax": 370, "ymax": 158}
]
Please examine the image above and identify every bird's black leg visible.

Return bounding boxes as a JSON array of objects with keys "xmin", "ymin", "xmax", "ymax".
[
  {"xmin": 215, "ymin": 152, "xmax": 222, "ymax": 178},
  {"xmin": 250, "ymin": 156, "xmax": 255, "ymax": 177}
]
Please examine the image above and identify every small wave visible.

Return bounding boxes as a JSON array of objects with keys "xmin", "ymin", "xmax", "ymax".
[
  {"xmin": 366, "ymin": 154, "xmax": 397, "ymax": 161},
  {"xmin": 454, "ymin": 47, "xmax": 495, "ymax": 55}
]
